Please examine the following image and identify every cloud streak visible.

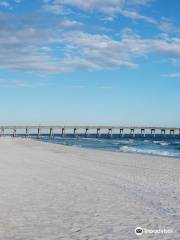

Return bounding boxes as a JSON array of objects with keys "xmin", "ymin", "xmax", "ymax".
[
  {"xmin": 0, "ymin": 0, "xmax": 21, "ymax": 9},
  {"xmin": 0, "ymin": 78, "xmax": 48, "ymax": 88},
  {"xmin": 163, "ymin": 73, "xmax": 180, "ymax": 78},
  {"xmin": 44, "ymin": 0, "xmax": 156, "ymax": 24}
]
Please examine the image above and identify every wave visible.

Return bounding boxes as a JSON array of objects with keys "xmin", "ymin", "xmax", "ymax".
[
  {"xmin": 159, "ymin": 142, "xmax": 169, "ymax": 146},
  {"xmin": 80, "ymin": 137, "xmax": 101, "ymax": 141},
  {"xmin": 153, "ymin": 140, "xmax": 169, "ymax": 146},
  {"xmin": 119, "ymin": 146, "xmax": 179, "ymax": 157},
  {"xmin": 35, "ymin": 136, "xmax": 180, "ymax": 158},
  {"xmin": 118, "ymin": 139, "xmax": 135, "ymax": 144},
  {"xmin": 153, "ymin": 140, "xmax": 161, "ymax": 144}
]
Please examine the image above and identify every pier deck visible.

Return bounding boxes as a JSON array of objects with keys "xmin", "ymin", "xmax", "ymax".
[{"xmin": 0, "ymin": 126, "xmax": 180, "ymax": 137}]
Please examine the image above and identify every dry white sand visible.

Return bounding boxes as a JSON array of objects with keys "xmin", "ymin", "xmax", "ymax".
[{"xmin": 0, "ymin": 137, "xmax": 179, "ymax": 240}]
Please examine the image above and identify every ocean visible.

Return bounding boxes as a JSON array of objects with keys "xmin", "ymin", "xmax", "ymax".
[{"xmin": 26, "ymin": 133, "xmax": 180, "ymax": 158}]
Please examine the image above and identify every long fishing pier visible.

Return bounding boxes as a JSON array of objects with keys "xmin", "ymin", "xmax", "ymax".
[{"xmin": 0, "ymin": 126, "xmax": 180, "ymax": 138}]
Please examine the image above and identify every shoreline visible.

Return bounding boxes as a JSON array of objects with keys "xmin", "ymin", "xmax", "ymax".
[
  {"xmin": 4, "ymin": 135, "xmax": 180, "ymax": 160},
  {"xmin": 1, "ymin": 136, "xmax": 180, "ymax": 162},
  {"xmin": 25, "ymin": 136, "xmax": 180, "ymax": 160},
  {"xmin": 0, "ymin": 137, "xmax": 180, "ymax": 239}
]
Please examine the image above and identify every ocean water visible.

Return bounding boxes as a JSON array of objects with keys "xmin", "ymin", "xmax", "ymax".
[{"xmin": 26, "ymin": 133, "xmax": 180, "ymax": 158}]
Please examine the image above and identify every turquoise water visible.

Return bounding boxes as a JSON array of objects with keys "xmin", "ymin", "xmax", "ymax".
[{"xmin": 27, "ymin": 134, "xmax": 180, "ymax": 158}]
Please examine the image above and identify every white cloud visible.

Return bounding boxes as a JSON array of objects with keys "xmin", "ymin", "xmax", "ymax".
[
  {"xmin": 1, "ymin": 12, "xmax": 180, "ymax": 73},
  {"xmin": 159, "ymin": 18, "xmax": 180, "ymax": 34},
  {"xmin": 59, "ymin": 19, "xmax": 84, "ymax": 29},
  {"xmin": 0, "ymin": 0, "xmax": 21, "ymax": 8},
  {"xmin": 53, "ymin": 0, "xmax": 151, "ymax": 11},
  {"xmin": 0, "ymin": 78, "xmax": 48, "ymax": 88},
  {"xmin": 43, "ymin": 3, "xmax": 64, "ymax": 14},
  {"xmin": 64, "ymin": 85, "xmax": 85, "ymax": 89},
  {"xmin": 99, "ymin": 86, "xmax": 117, "ymax": 90},
  {"xmin": 163, "ymin": 73, "xmax": 180, "ymax": 78},
  {"xmin": 61, "ymin": 31, "xmax": 139, "ymax": 69},
  {"xmin": 171, "ymin": 58, "xmax": 180, "ymax": 66},
  {"xmin": 0, "ymin": 1, "xmax": 11, "ymax": 8},
  {"xmin": 118, "ymin": 9, "xmax": 157, "ymax": 24},
  {"xmin": 63, "ymin": 31, "xmax": 180, "ymax": 71},
  {"xmin": 0, "ymin": 0, "xmax": 180, "ymax": 77},
  {"xmin": 113, "ymin": 34, "xmax": 180, "ymax": 55},
  {"xmin": 44, "ymin": 0, "xmax": 155, "ymax": 24}
]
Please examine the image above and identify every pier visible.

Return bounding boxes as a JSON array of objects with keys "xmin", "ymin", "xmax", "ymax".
[{"xmin": 0, "ymin": 126, "xmax": 180, "ymax": 138}]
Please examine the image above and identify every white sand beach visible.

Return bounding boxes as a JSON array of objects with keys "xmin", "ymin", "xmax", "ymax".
[{"xmin": 0, "ymin": 137, "xmax": 179, "ymax": 240}]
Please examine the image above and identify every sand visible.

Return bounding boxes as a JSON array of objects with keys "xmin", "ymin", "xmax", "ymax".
[{"xmin": 0, "ymin": 137, "xmax": 179, "ymax": 240}]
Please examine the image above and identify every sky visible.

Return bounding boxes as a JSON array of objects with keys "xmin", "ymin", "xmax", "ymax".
[{"xmin": 0, "ymin": 0, "xmax": 180, "ymax": 126}]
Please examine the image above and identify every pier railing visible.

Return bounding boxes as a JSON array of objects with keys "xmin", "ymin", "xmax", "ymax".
[{"xmin": 0, "ymin": 126, "xmax": 180, "ymax": 138}]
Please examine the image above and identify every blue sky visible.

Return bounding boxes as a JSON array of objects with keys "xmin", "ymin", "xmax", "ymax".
[{"xmin": 0, "ymin": 0, "xmax": 180, "ymax": 126}]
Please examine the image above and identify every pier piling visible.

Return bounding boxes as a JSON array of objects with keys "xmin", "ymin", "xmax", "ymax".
[
  {"xmin": 108, "ymin": 128, "xmax": 112, "ymax": 137},
  {"xmin": 0, "ymin": 128, "xmax": 4, "ymax": 136},
  {"xmin": 151, "ymin": 129, "xmax": 156, "ymax": 138},
  {"xmin": 170, "ymin": 129, "xmax": 175, "ymax": 136},
  {"xmin": 130, "ymin": 129, "xmax": 135, "ymax": 137},
  {"xmin": 74, "ymin": 128, "xmax": 77, "ymax": 137},
  {"xmin": 96, "ymin": 128, "xmax": 100, "ymax": 138},
  {"xmin": 141, "ymin": 129, "xmax": 145, "ymax": 137},
  {"xmin": 120, "ymin": 129, "xmax": 124, "ymax": 137},
  {"xmin": 62, "ymin": 128, "xmax": 65, "ymax": 137},
  {"xmin": 37, "ymin": 128, "xmax": 41, "ymax": 139},
  {"xmin": 85, "ymin": 128, "xmax": 89, "ymax": 137},
  {"xmin": 25, "ymin": 128, "xmax": 29, "ymax": 138},
  {"xmin": 161, "ymin": 129, "xmax": 166, "ymax": 135},
  {"xmin": 50, "ymin": 128, "xmax": 54, "ymax": 138},
  {"xmin": 13, "ymin": 129, "xmax": 16, "ymax": 138}
]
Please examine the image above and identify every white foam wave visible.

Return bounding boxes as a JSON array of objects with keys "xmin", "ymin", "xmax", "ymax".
[
  {"xmin": 119, "ymin": 140, "xmax": 134, "ymax": 144},
  {"xmin": 160, "ymin": 142, "xmax": 169, "ymax": 146},
  {"xmin": 78, "ymin": 137, "xmax": 104, "ymax": 142},
  {"xmin": 119, "ymin": 146, "xmax": 178, "ymax": 157},
  {"xmin": 153, "ymin": 140, "xmax": 169, "ymax": 146}
]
